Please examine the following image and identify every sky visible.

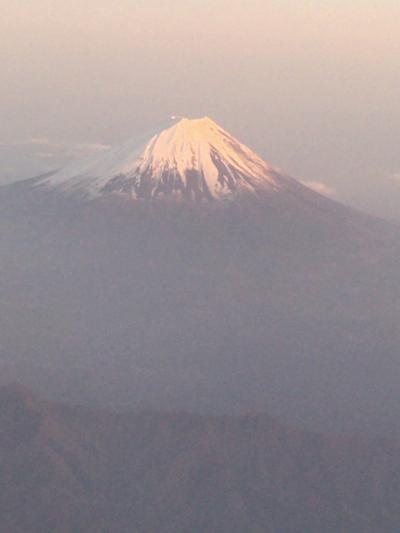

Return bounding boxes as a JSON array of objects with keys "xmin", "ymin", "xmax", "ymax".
[{"xmin": 1, "ymin": 0, "xmax": 400, "ymax": 219}]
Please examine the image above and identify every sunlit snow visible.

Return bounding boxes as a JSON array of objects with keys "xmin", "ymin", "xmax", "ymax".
[{"xmin": 37, "ymin": 117, "xmax": 280, "ymax": 200}]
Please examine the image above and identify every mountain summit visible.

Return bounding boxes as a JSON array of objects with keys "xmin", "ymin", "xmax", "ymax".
[{"xmin": 35, "ymin": 117, "xmax": 283, "ymax": 201}]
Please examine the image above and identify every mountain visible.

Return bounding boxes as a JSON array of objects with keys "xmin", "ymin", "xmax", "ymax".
[
  {"xmin": 2, "ymin": 383, "xmax": 400, "ymax": 533},
  {"xmin": 32, "ymin": 116, "xmax": 296, "ymax": 201},
  {"xmin": 4, "ymin": 116, "xmax": 379, "ymax": 223},
  {"xmin": 0, "ymin": 117, "xmax": 400, "ymax": 435}
]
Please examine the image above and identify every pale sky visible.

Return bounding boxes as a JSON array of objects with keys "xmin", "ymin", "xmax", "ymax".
[{"xmin": 1, "ymin": 0, "xmax": 400, "ymax": 219}]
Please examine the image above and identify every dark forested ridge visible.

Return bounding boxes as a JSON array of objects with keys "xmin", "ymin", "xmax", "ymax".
[{"xmin": 1, "ymin": 383, "xmax": 400, "ymax": 533}]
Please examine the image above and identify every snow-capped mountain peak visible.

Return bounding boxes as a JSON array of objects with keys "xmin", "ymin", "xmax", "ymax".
[{"xmin": 36, "ymin": 117, "xmax": 281, "ymax": 201}]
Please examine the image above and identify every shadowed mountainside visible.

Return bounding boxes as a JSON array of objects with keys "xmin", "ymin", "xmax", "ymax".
[{"xmin": 0, "ymin": 186, "xmax": 400, "ymax": 435}]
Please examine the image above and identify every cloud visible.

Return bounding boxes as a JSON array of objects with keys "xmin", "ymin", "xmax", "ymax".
[
  {"xmin": 27, "ymin": 138, "xmax": 111, "ymax": 158},
  {"xmin": 0, "ymin": 138, "xmax": 111, "ymax": 159},
  {"xmin": 80, "ymin": 143, "xmax": 112, "ymax": 154},
  {"xmin": 28, "ymin": 137, "xmax": 53, "ymax": 146},
  {"xmin": 300, "ymin": 180, "xmax": 336, "ymax": 197}
]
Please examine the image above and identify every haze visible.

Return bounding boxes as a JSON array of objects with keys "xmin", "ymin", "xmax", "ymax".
[
  {"xmin": 2, "ymin": 5, "xmax": 400, "ymax": 529},
  {"xmin": 1, "ymin": 0, "xmax": 400, "ymax": 219}
]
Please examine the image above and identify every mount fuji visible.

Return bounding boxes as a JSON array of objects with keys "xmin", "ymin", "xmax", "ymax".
[
  {"xmin": 1, "ymin": 116, "xmax": 400, "ymax": 436},
  {"xmin": 32, "ymin": 117, "xmax": 286, "ymax": 200},
  {"xmin": 11, "ymin": 115, "xmax": 370, "ymax": 241}
]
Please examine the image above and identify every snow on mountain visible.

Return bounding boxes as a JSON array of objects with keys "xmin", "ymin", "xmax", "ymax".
[{"xmin": 35, "ymin": 117, "xmax": 281, "ymax": 201}]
